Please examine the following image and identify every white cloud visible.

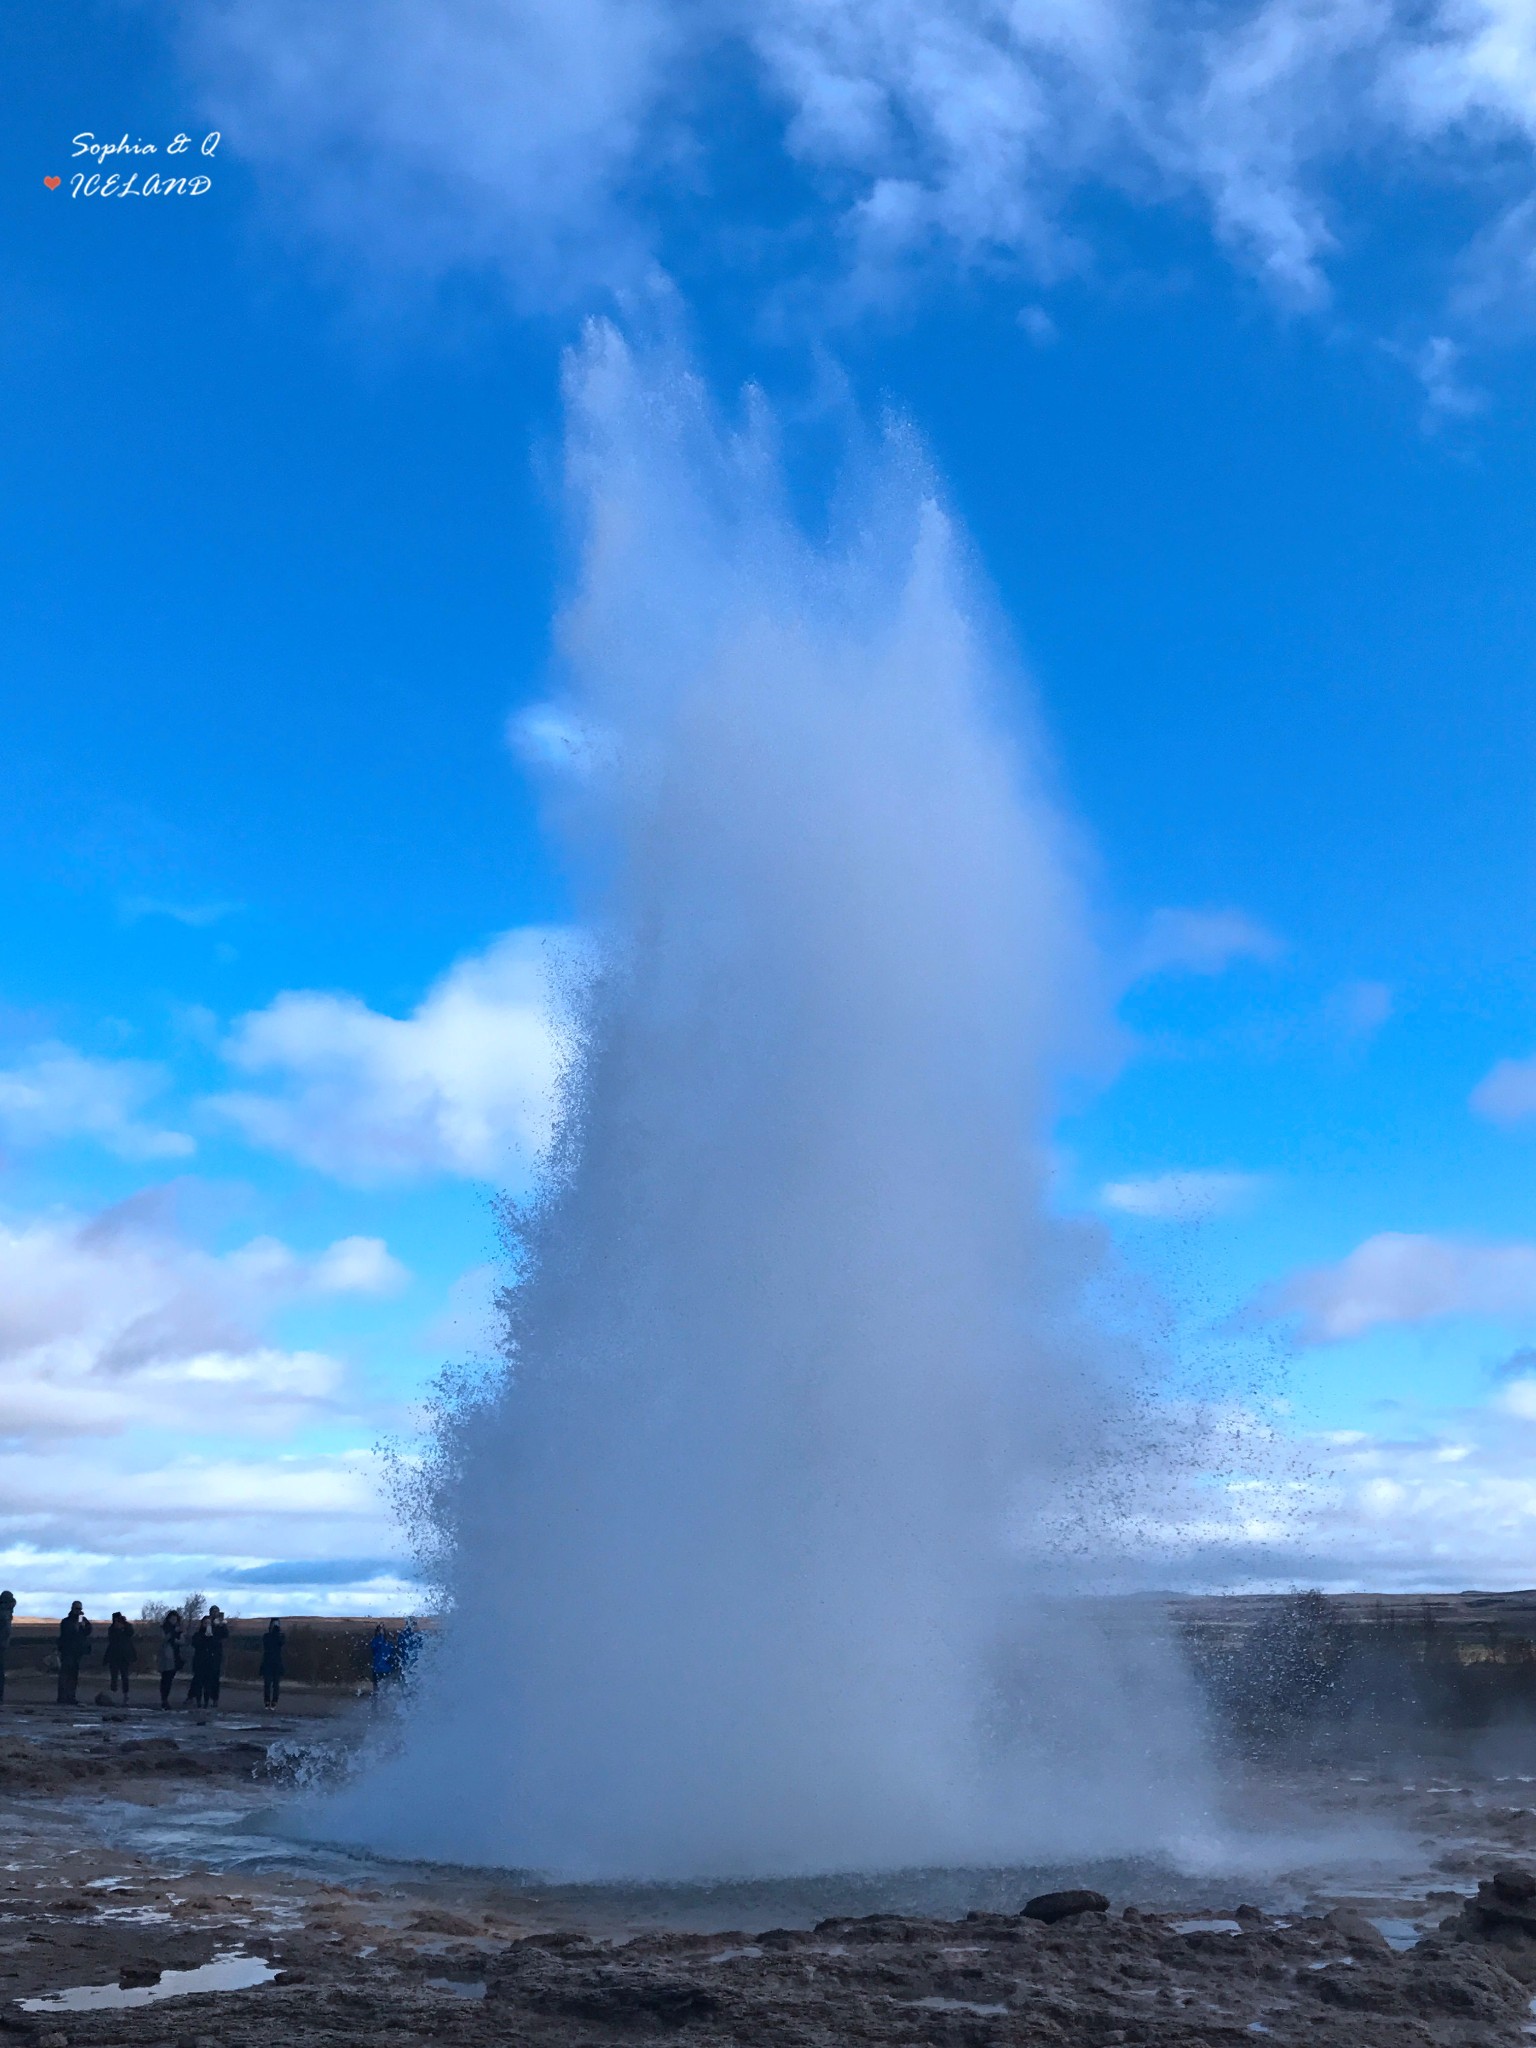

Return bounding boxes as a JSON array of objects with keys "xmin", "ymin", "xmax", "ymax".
[
  {"xmin": 182, "ymin": 0, "xmax": 685, "ymax": 308},
  {"xmin": 120, "ymin": 897, "xmax": 239, "ymax": 928},
  {"xmin": 0, "ymin": 1043, "xmax": 192, "ymax": 1161},
  {"xmin": 1470, "ymin": 1050, "xmax": 1536, "ymax": 1122},
  {"xmin": 1453, "ymin": 193, "xmax": 1536, "ymax": 333},
  {"xmin": 0, "ymin": 1196, "xmax": 407, "ymax": 1444},
  {"xmin": 1101, "ymin": 1168, "xmax": 1268, "ymax": 1219},
  {"xmin": 1056, "ymin": 1380, "xmax": 1536, "ymax": 1591},
  {"xmin": 1497, "ymin": 1375, "xmax": 1536, "ymax": 1420},
  {"xmin": 1276, "ymin": 1229, "xmax": 1536, "ymax": 1340},
  {"xmin": 0, "ymin": 1447, "xmax": 408, "ymax": 1615},
  {"xmin": 1132, "ymin": 905, "xmax": 1286, "ymax": 978},
  {"xmin": 307, "ymin": 1235, "xmax": 409, "ymax": 1295},
  {"xmin": 1154, "ymin": 1395, "xmax": 1536, "ymax": 1591},
  {"xmin": 1403, "ymin": 335, "xmax": 1486, "ymax": 421},
  {"xmin": 177, "ymin": 0, "xmax": 1536, "ymax": 332},
  {"xmin": 207, "ymin": 928, "xmax": 567, "ymax": 1184}
]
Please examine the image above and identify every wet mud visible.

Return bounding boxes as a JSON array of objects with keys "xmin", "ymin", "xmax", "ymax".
[{"xmin": 1, "ymin": 1707, "xmax": 1536, "ymax": 2045}]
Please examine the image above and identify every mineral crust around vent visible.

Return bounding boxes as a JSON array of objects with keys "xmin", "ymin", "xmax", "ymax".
[
  {"xmin": 0, "ymin": 1715, "xmax": 1533, "ymax": 2046},
  {"xmin": 11, "ymin": 1898, "xmax": 1536, "ymax": 2048}
]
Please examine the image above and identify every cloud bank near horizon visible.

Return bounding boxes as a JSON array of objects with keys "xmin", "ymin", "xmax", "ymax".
[{"xmin": 0, "ymin": 1194, "xmax": 417, "ymax": 1615}]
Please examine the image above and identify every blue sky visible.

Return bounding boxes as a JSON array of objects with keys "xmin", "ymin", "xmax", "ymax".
[{"xmin": 7, "ymin": 0, "xmax": 1536, "ymax": 1607}]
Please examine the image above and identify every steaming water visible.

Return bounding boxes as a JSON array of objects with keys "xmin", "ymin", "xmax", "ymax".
[{"xmin": 318, "ymin": 327, "xmax": 1210, "ymax": 1879}]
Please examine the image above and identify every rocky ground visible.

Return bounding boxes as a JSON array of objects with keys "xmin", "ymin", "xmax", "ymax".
[{"xmin": 1, "ymin": 1706, "xmax": 1535, "ymax": 2046}]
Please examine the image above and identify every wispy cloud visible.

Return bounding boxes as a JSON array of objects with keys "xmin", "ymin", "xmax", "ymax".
[
  {"xmin": 182, "ymin": 0, "xmax": 685, "ymax": 308},
  {"xmin": 1401, "ymin": 335, "xmax": 1486, "ymax": 424},
  {"xmin": 0, "ymin": 1044, "xmax": 193, "ymax": 1162},
  {"xmin": 1101, "ymin": 1169, "xmax": 1268, "ymax": 1220},
  {"xmin": 1322, "ymin": 977, "xmax": 1394, "ymax": 1041},
  {"xmin": 205, "ymin": 928, "xmax": 568, "ymax": 1184},
  {"xmin": 1274, "ymin": 1230, "xmax": 1536, "ymax": 1341},
  {"xmin": 178, "ymin": 0, "xmax": 1536, "ymax": 338},
  {"xmin": 120, "ymin": 897, "xmax": 239, "ymax": 928},
  {"xmin": 1470, "ymin": 1051, "xmax": 1536, "ymax": 1123},
  {"xmin": 1131, "ymin": 906, "xmax": 1286, "ymax": 980}
]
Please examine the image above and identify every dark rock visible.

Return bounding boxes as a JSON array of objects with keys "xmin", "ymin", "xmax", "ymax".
[
  {"xmin": 404, "ymin": 1908, "xmax": 481, "ymax": 1936},
  {"xmin": 1404, "ymin": 1943, "xmax": 1531, "ymax": 2017},
  {"xmin": 1324, "ymin": 1907, "xmax": 1391, "ymax": 1953},
  {"xmin": 118, "ymin": 1960, "xmax": 163, "ymax": 1988},
  {"xmin": 1311, "ymin": 1964, "xmax": 1401, "ymax": 2011},
  {"xmin": 533, "ymin": 1978, "xmax": 722, "ymax": 2025},
  {"xmin": 1458, "ymin": 1869, "xmax": 1536, "ymax": 1946},
  {"xmin": 815, "ymin": 1914, "xmax": 928, "ymax": 1944},
  {"xmin": 1021, "ymin": 1888, "xmax": 1109, "ymax": 1925}
]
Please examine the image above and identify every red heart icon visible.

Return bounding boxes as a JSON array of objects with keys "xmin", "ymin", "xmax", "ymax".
[{"xmin": 43, "ymin": 176, "xmax": 61, "ymax": 190}]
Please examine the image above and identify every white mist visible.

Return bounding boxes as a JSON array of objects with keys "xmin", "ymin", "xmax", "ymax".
[{"xmin": 323, "ymin": 325, "xmax": 1207, "ymax": 1878}]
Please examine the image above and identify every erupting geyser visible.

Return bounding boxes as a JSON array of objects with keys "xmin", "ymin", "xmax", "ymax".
[{"xmin": 324, "ymin": 325, "xmax": 1208, "ymax": 1878}]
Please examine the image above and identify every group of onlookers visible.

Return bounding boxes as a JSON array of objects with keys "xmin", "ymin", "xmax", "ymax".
[
  {"xmin": 0, "ymin": 1598, "xmax": 424, "ymax": 1709},
  {"xmin": 0, "ymin": 1593, "xmax": 288, "ymax": 1710},
  {"xmin": 154, "ymin": 1606, "xmax": 287, "ymax": 1709}
]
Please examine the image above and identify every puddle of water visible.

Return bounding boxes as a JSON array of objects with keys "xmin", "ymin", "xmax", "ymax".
[
  {"xmin": 19, "ymin": 1949, "xmax": 276, "ymax": 2012},
  {"xmin": 1370, "ymin": 1917, "xmax": 1422, "ymax": 1951},
  {"xmin": 425, "ymin": 1977, "xmax": 487, "ymax": 1999},
  {"xmin": 1174, "ymin": 1918, "xmax": 1244, "ymax": 1935}
]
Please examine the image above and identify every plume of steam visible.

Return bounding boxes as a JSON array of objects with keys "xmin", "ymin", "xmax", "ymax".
[{"xmin": 320, "ymin": 327, "xmax": 1206, "ymax": 1877}]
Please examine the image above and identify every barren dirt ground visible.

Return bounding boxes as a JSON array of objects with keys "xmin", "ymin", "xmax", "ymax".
[{"xmin": 3, "ymin": 1705, "xmax": 1536, "ymax": 2046}]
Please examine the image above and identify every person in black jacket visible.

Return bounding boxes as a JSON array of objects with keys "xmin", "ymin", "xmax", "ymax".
[
  {"xmin": 259, "ymin": 1618, "xmax": 284, "ymax": 1709},
  {"xmin": 105, "ymin": 1612, "xmax": 136, "ymax": 1701},
  {"xmin": 0, "ymin": 1591, "xmax": 16, "ymax": 1706},
  {"xmin": 56, "ymin": 1602, "xmax": 91, "ymax": 1705},
  {"xmin": 157, "ymin": 1613, "xmax": 182, "ymax": 1709},
  {"xmin": 204, "ymin": 1606, "xmax": 229, "ymax": 1706},
  {"xmin": 184, "ymin": 1617, "xmax": 212, "ymax": 1709}
]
